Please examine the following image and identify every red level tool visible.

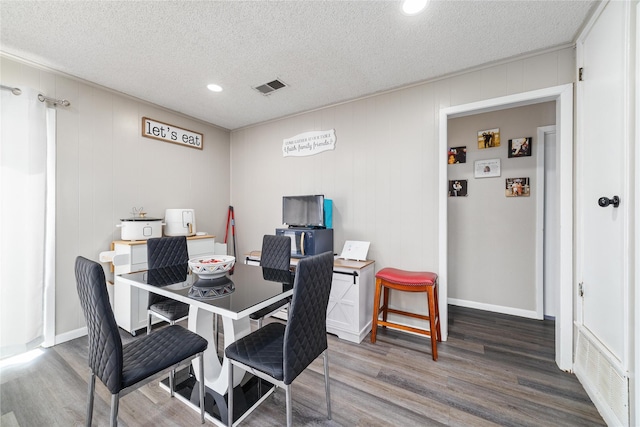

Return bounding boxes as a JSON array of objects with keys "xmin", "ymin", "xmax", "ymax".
[{"xmin": 224, "ymin": 206, "xmax": 237, "ymax": 274}]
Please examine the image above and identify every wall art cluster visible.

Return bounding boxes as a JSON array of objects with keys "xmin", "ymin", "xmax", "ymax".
[{"xmin": 448, "ymin": 127, "xmax": 532, "ymax": 197}]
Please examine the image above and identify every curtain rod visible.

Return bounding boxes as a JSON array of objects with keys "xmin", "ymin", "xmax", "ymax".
[
  {"xmin": 0, "ymin": 84, "xmax": 71, "ymax": 107},
  {"xmin": 0, "ymin": 84, "xmax": 22, "ymax": 95},
  {"xmin": 37, "ymin": 93, "xmax": 71, "ymax": 107}
]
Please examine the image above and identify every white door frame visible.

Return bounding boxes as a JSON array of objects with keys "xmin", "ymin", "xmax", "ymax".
[
  {"xmin": 536, "ymin": 125, "xmax": 557, "ymax": 320},
  {"xmin": 536, "ymin": 125, "xmax": 559, "ymax": 319},
  {"xmin": 634, "ymin": 2, "xmax": 640, "ymax": 421},
  {"xmin": 438, "ymin": 84, "xmax": 574, "ymax": 371}
]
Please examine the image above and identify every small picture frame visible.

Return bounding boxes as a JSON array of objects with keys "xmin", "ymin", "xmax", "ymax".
[
  {"xmin": 448, "ymin": 146, "xmax": 467, "ymax": 164},
  {"xmin": 448, "ymin": 179, "xmax": 468, "ymax": 197},
  {"xmin": 477, "ymin": 128, "xmax": 500, "ymax": 149},
  {"xmin": 508, "ymin": 137, "xmax": 532, "ymax": 158},
  {"xmin": 474, "ymin": 159, "xmax": 501, "ymax": 178},
  {"xmin": 505, "ymin": 177, "xmax": 531, "ymax": 197}
]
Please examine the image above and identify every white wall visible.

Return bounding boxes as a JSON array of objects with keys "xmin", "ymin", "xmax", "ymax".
[
  {"xmin": 230, "ymin": 47, "xmax": 575, "ymax": 328},
  {"xmin": 0, "ymin": 45, "xmax": 575, "ymax": 339},
  {"xmin": 1, "ymin": 55, "xmax": 231, "ymax": 338},
  {"xmin": 447, "ymin": 103, "xmax": 555, "ymax": 314}
]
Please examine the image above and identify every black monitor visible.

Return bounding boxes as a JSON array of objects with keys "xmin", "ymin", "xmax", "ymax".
[{"xmin": 282, "ymin": 195, "xmax": 325, "ymax": 228}]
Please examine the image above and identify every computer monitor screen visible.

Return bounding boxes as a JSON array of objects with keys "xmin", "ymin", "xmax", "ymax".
[{"xmin": 282, "ymin": 195, "xmax": 324, "ymax": 228}]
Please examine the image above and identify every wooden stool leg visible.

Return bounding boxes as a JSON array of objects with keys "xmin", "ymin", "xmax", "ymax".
[
  {"xmin": 433, "ymin": 283, "xmax": 442, "ymax": 342},
  {"xmin": 382, "ymin": 286, "xmax": 390, "ymax": 324},
  {"xmin": 371, "ymin": 277, "xmax": 383, "ymax": 343},
  {"xmin": 427, "ymin": 285, "xmax": 438, "ymax": 361}
]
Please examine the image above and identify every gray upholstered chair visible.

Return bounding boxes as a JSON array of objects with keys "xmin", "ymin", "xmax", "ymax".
[
  {"xmin": 146, "ymin": 236, "xmax": 190, "ymax": 334},
  {"xmin": 75, "ymin": 256, "xmax": 207, "ymax": 427},
  {"xmin": 249, "ymin": 234, "xmax": 292, "ymax": 327},
  {"xmin": 225, "ymin": 251, "xmax": 334, "ymax": 427}
]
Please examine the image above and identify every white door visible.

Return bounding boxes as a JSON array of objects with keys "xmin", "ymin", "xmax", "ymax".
[{"xmin": 577, "ymin": 0, "xmax": 629, "ymax": 365}]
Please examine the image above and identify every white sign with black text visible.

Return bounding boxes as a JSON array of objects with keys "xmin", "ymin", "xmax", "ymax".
[
  {"xmin": 282, "ymin": 129, "xmax": 336, "ymax": 157},
  {"xmin": 142, "ymin": 117, "xmax": 203, "ymax": 150}
]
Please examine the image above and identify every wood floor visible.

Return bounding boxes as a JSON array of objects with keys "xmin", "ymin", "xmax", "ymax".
[{"xmin": 0, "ymin": 306, "xmax": 605, "ymax": 426}]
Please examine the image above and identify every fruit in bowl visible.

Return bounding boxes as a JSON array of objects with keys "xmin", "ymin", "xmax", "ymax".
[{"xmin": 188, "ymin": 255, "xmax": 235, "ymax": 279}]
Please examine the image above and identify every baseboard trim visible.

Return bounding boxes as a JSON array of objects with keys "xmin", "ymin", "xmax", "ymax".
[
  {"xmin": 54, "ymin": 327, "xmax": 87, "ymax": 346},
  {"xmin": 448, "ymin": 298, "xmax": 541, "ymax": 320}
]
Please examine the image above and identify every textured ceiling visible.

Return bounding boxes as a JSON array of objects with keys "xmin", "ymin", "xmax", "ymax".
[{"xmin": 0, "ymin": 1, "xmax": 597, "ymax": 130}]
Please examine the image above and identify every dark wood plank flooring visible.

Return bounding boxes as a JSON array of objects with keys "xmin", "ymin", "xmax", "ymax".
[{"xmin": 0, "ymin": 306, "xmax": 605, "ymax": 426}]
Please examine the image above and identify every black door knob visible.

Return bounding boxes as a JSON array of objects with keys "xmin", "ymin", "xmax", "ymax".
[{"xmin": 598, "ymin": 196, "xmax": 620, "ymax": 208}]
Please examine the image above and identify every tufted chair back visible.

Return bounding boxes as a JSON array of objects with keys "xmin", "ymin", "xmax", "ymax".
[
  {"xmin": 283, "ymin": 250, "xmax": 333, "ymax": 384},
  {"xmin": 260, "ymin": 235, "xmax": 291, "ymax": 271},
  {"xmin": 147, "ymin": 236, "xmax": 189, "ymax": 307},
  {"xmin": 75, "ymin": 256, "xmax": 124, "ymax": 394},
  {"xmin": 147, "ymin": 236, "xmax": 188, "ymax": 269}
]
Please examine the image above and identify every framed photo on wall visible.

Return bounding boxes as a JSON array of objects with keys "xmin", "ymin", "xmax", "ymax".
[
  {"xmin": 448, "ymin": 146, "xmax": 467, "ymax": 164},
  {"xmin": 448, "ymin": 179, "xmax": 468, "ymax": 197},
  {"xmin": 508, "ymin": 137, "xmax": 532, "ymax": 158},
  {"xmin": 505, "ymin": 177, "xmax": 530, "ymax": 197},
  {"xmin": 477, "ymin": 128, "xmax": 500, "ymax": 149},
  {"xmin": 474, "ymin": 158, "xmax": 501, "ymax": 178}
]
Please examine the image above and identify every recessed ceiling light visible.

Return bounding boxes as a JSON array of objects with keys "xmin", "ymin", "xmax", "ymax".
[
  {"xmin": 402, "ymin": 0, "xmax": 428, "ymax": 15},
  {"xmin": 207, "ymin": 84, "xmax": 223, "ymax": 92}
]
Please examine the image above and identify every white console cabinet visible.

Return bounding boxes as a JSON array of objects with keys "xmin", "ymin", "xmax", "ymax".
[
  {"xmin": 326, "ymin": 259, "xmax": 375, "ymax": 343},
  {"xmin": 245, "ymin": 253, "xmax": 375, "ymax": 343},
  {"xmin": 111, "ymin": 236, "xmax": 215, "ymax": 335}
]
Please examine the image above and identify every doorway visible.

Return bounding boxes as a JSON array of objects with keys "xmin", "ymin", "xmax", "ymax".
[
  {"xmin": 438, "ymin": 84, "xmax": 574, "ymax": 371},
  {"xmin": 445, "ymin": 106, "xmax": 554, "ymax": 320}
]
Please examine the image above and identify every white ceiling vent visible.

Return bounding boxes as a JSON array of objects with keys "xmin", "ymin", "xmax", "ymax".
[{"xmin": 253, "ymin": 78, "xmax": 287, "ymax": 95}]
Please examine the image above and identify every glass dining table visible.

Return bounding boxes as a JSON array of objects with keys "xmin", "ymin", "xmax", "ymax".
[{"xmin": 118, "ymin": 262, "xmax": 294, "ymax": 426}]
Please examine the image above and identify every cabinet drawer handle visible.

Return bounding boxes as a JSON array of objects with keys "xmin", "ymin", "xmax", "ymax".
[{"xmin": 333, "ymin": 270, "xmax": 359, "ymax": 284}]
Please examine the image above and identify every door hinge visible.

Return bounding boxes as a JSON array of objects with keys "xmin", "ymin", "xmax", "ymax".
[
  {"xmin": 578, "ymin": 67, "xmax": 584, "ymax": 81},
  {"xmin": 578, "ymin": 282, "xmax": 584, "ymax": 297}
]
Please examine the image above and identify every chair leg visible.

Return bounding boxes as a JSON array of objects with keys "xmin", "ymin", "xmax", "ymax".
[
  {"xmin": 257, "ymin": 374, "xmax": 262, "ymax": 397},
  {"xmin": 199, "ymin": 353, "xmax": 206, "ymax": 424},
  {"xmin": 371, "ymin": 278, "xmax": 382, "ymax": 343},
  {"xmin": 169, "ymin": 369, "xmax": 175, "ymax": 397},
  {"xmin": 285, "ymin": 384, "xmax": 292, "ymax": 427},
  {"xmin": 228, "ymin": 360, "xmax": 234, "ymax": 427},
  {"xmin": 323, "ymin": 350, "xmax": 332, "ymax": 420},
  {"xmin": 147, "ymin": 312, "xmax": 152, "ymax": 335},
  {"xmin": 86, "ymin": 372, "xmax": 95, "ymax": 427},
  {"xmin": 110, "ymin": 393, "xmax": 119, "ymax": 427},
  {"xmin": 257, "ymin": 317, "xmax": 263, "ymax": 328}
]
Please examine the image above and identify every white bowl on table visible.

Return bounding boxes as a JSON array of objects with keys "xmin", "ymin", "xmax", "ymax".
[{"xmin": 188, "ymin": 255, "xmax": 235, "ymax": 279}]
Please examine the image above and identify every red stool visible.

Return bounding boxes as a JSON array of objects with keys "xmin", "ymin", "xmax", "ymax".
[{"xmin": 371, "ymin": 268, "xmax": 441, "ymax": 360}]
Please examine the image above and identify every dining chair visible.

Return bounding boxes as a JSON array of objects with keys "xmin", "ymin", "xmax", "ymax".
[
  {"xmin": 249, "ymin": 234, "xmax": 292, "ymax": 327},
  {"xmin": 75, "ymin": 256, "xmax": 208, "ymax": 427},
  {"xmin": 146, "ymin": 236, "xmax": 190, "ymax": 335},
  {"xmin": 225, "ymin": 251, "xmax": 334, "ymax": 427}
]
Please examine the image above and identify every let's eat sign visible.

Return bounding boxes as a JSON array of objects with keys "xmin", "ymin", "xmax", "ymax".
[{"xmin": 142, "ymin": 117, "xmax": 203, "ymax": 150}]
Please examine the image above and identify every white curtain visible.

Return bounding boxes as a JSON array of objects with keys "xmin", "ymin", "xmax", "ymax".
[{"xmin": 0, "ymin": 87, "xmax": 53, "ymax": 358}]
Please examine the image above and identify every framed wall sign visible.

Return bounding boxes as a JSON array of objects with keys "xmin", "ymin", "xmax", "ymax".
[
  {"xmin": 282, "ymin": 129, "xmax": 336, "ymax": 157},
  {"xmin": 474, "ymin": 158, "xmax": 501, "ymax": 178},
  {"xmin": 142, "ymin": 117, "xmax": 203, "ymax": 150}
]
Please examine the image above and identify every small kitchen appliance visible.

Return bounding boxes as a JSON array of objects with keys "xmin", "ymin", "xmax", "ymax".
[
  {"xmin": 164, "ymin": 209, "xmax": 196, "ymax": 236},
  {"xmin": 116, "ymin": 216, "xmax": 163, "ymax": 241},
  {"xmin": 275, "ymin": 227, "xmax": 333, "ymax": 258}
]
